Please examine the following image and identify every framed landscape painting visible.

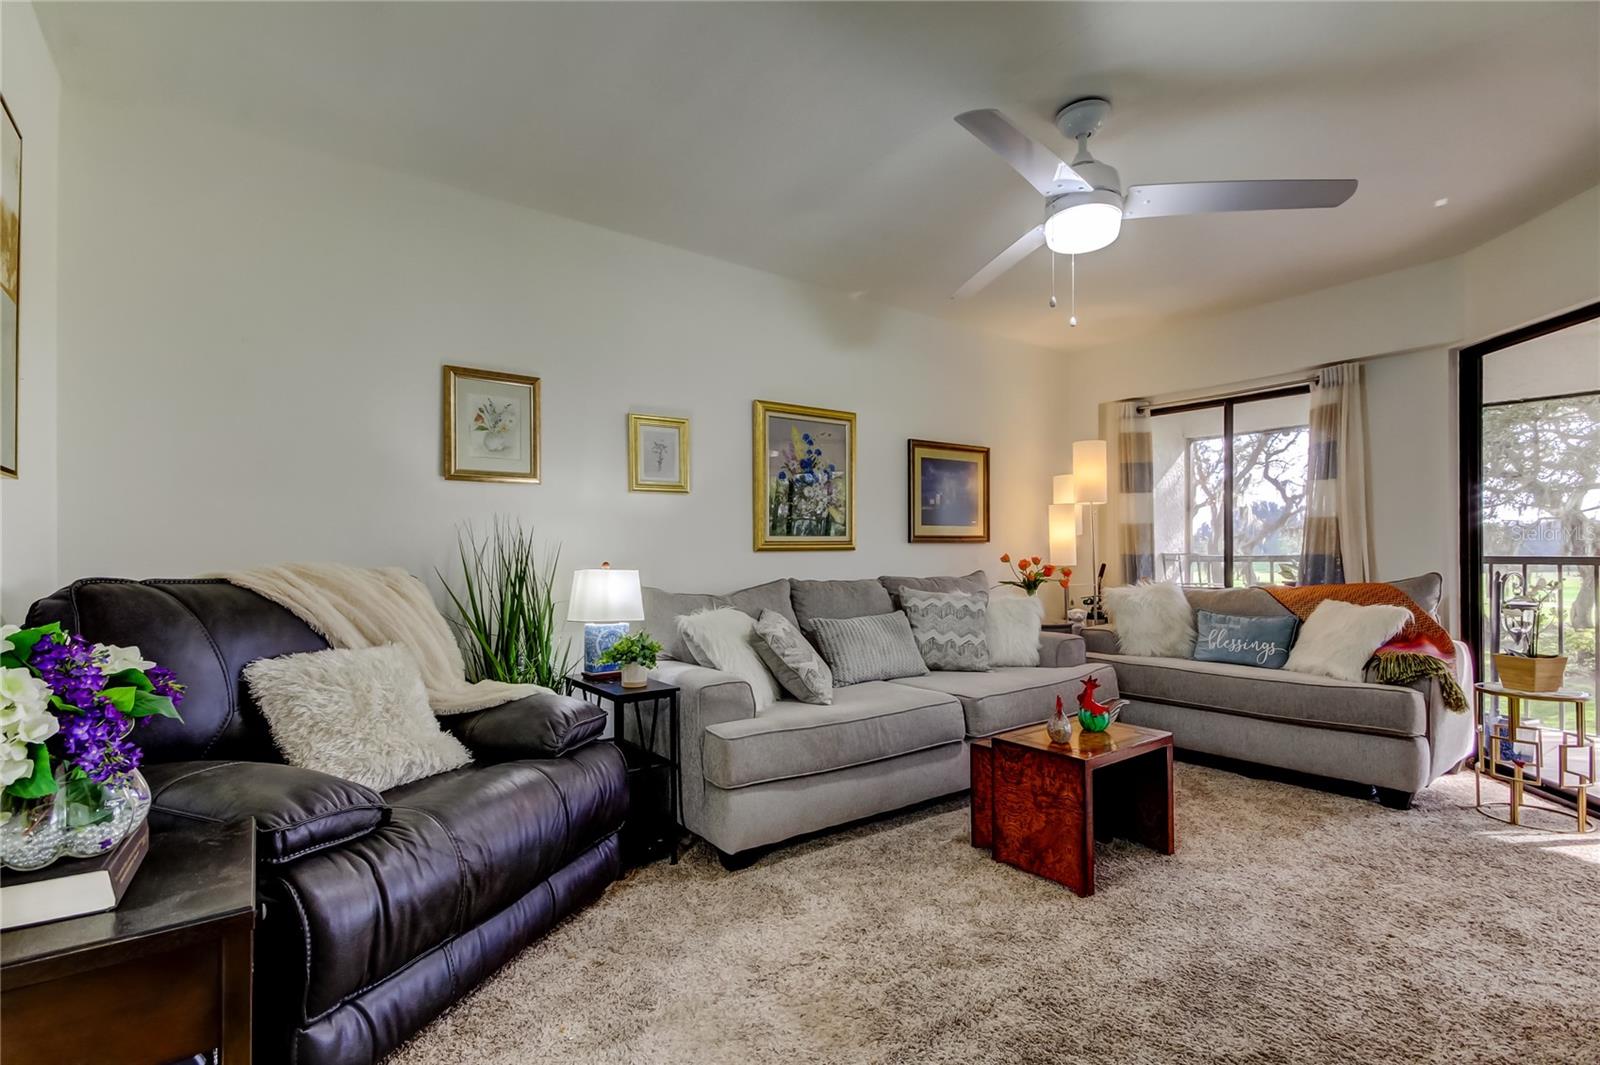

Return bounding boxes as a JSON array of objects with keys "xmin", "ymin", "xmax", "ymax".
[
  {"xmin": 2, "ymin": 95, "xmax": 19, "ymax": 479},
  {"xmin": 628, "ymin": 413, "xmax": 690, "ymax": 492},
  {"xmin": 753, "ymin": 399, "xmax": 855, "ymax": 551},
  {"xmin": 442, "ymin": 364, "xmax": 541, "ymax": 483},
  {"xmin": 908, "ymin": 439, "xmax": 989, "ymax": 543}
]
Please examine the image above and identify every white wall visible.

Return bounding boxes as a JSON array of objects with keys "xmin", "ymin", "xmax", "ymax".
[
  {"xmin": 52, "ymin": 97, "xmax": 1075, "ymax": 628},
  {"xmin": 1064, "ymin": 185, "xmax": 1600, "ymax": 629},
  {"xmin": 0, "ymin": 2, "xmax": 61, "ymax": 622}
]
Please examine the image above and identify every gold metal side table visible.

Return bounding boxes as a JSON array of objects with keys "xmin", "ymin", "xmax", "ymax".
[{"xmin": 1473, "ymin": 682, "xmax": 1593, "ymax": 833}]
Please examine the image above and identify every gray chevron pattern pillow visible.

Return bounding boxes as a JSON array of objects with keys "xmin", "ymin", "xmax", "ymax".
[
  {"xmin": 753, "ymin": 609, "xmax": 833, "ymax": 704},
  {"xmin": 899, "ymin": 588, "xmax": 990, "ymax": 672}
]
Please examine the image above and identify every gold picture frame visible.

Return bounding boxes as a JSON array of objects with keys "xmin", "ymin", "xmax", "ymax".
[
  {"xmin": 628, "ymin": 413, "xmax": 690, "ymax": 493},
  {"xmin": 442, "ymin": 364, "xmax": 541, "ymax": 483},
  {"xmin": 2, "ymin": 94, "xmax": 21, "ymax": 480},
  {"xmin": 753, "ymin": 399, "xmax": 855, "ymax": 551},
  {"xmin": 908, "ymin": 439, "xmax": 990, "ymax": 543}
]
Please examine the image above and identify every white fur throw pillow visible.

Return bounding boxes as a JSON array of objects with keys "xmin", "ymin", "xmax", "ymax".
[
  {"xmin": 1284, "ymin": 600, "xmax": 1412, "ymax": 682},
  {"xmin": 677, "ymin": 607, "xmax": 783, "ymax": 711},
  {"xmin": 987, "ymin": 595, "xmax": 1045, "ymax": 667},
  {"xmin": 1103, "ymin": 582, "xmax": 1197, "ymax": 658},
  {"xmin": 244, "ymin": 645, "xmax": 471, "ymax": 791}
]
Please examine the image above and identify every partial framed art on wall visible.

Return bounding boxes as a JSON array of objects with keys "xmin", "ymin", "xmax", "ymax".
[
  {"xmin": 753, "ymin": 399, "xmax": 855, "ymax": 551},
  {"xmin": 628, "ymin": 414, "xmax": 690, "ymax": 493},
  {"xmin": 908, "ymin": 439, "xmax": 989, "ymax": 543},
  {"xmin": 442, "ymin": 364, "xmax": 541, "ymax": 483},
  {"xmin": 2, "ymin": 95, "xmax": 21, "ymax": 479}
]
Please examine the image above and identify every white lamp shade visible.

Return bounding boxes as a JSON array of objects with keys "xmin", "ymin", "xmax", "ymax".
[
  {"xmin": 1071, "ymin": 440, "xmax": 1108, "ymax": 504},
  {"xmin": 1048, "ymin": 504, "xmax": 1078, "ymax": 567},
  {"xmin": 567, "ymin": 567, "xmax": 644, "ymax": 623},
  {"xmin": 1052, "ymin": 474, "xmax": 1076, "ymax": 506}
]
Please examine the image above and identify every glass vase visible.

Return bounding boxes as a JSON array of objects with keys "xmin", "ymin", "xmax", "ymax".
[{"xmin": 0, "ymin": 768, "xmax": 151, "ymax": 872}]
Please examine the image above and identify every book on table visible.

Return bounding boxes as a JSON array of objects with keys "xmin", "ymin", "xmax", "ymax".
[{"xmin": 0, "ymin": 819, "xmax": 150, "ymax": 930}]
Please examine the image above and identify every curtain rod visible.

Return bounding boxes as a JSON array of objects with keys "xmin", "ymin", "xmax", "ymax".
[
  {"xmin": 1125, "ymin": 343, "xmax": 1444, "ymax": 415},
  {"xmin": 1133, "ymin": 379, "xmax": 1316, "ymax": 416}
]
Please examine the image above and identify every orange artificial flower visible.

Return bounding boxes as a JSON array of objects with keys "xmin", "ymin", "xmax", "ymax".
[
  {"xmin": 1031, "ymin": 556, "xmax": 1041, "ymax": 566},
  {"xmin": 1000, "ymin": 553, "xmax": 1011, "ymax": 563},
  {"xmin": 1042, "ymin": 564, "xmax": 1055, "ymax": 576},
  {"xmin": 1059, "ymin": 579, "xmax": 1069, "ymax": 588}
]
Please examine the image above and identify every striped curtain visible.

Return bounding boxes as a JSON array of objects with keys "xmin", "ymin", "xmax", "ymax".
[
  {"xmin": 1117, "ymin": 402, "xmax": 1156, "ymax": 583},
  {"xmin": 1300, "ymin": 363, "xmax": 1373, "ymax": 585}
]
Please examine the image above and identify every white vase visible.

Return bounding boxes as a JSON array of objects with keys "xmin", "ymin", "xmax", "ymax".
[{"xmin": 620, "ymin": 662, "xmax": 649, "ymax": 688}]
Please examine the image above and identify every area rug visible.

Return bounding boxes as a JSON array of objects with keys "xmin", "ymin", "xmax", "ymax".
[{"xmin": 385, "ymin": 765, "xmax": 1597, "ymax": 1064}]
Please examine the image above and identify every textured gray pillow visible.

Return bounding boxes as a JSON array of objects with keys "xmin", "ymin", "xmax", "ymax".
[
  {"xmin": 900, "ymin": 588, "xmax": 989, "ymax": 672},
  {"xmin": 752, "ymin": 610, "xmax": 833, "ymax": 704},
  {"xmin": 809, "ymin": 612, "xmax": 930, "ymax": 686}
]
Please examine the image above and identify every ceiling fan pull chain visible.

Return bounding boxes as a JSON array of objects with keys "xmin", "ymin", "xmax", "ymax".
[
  {"xmin": 1049, "ymin": 251, "xmax": 1058, "ymax": 308},
  {"xmin": 1069, "ymin": 254, "xmax": 1079, "ymax": 328}
]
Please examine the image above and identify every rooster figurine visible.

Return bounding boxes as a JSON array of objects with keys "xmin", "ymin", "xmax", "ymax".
[{"xmin": 1076, "ymin": 675, "xmax": 1128, "ymax": 734}]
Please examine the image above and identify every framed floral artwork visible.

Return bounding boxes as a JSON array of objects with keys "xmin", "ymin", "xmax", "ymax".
[
  {"xmin": 753, "ymin": 399, "xmax": 855, "ymax": 551},
  {"xmin": 908, "ymin": 439, "xmax": 989, "ymax": 543},
  {"xmin": 2, "ymin": 95, "xmax": 20, "ymax": 479},
  {"xmin": 628, "ymin": 413, "xmax": 690, "ymax": 493},
  {"xmin": 442, "ymin": 364, "xmax": 541, "ymax": 483}
]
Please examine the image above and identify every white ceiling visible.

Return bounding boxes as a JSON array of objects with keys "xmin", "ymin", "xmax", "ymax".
[{"xmin": 36, "ymin": 2, "xmax": 1600, "ymax": 350}]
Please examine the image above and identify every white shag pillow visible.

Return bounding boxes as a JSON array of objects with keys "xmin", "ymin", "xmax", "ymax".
[
  {"xmin": 987, "ymin": 595, "xmax": 1045, "ymax": 667},
  {"xmin": 1103, "ymin": 582, "xmax": 1197, "ymax": 658},
  {"xmin": 244, "ymin": 645, "xmax": 471, "ymax": 791},
  {"xmin": 1283, "ymin": 600, "xmax": 1412, "ymax": 682},
  {"xmin": 677, "ymin": 607, "xmax": 783, "ymax": 711}
]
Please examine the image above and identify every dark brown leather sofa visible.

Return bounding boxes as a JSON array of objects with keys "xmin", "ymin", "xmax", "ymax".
[{"xmin": 28, "ymin": 578, "xmax": 628, "ymax": 1065}]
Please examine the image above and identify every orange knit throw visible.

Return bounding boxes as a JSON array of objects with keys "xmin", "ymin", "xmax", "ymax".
[{"xmin": 1266, "ymin": 582, "xmax": 1466, "ymax": 712}]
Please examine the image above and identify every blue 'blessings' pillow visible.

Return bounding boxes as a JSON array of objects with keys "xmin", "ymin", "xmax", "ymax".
[{"xmin": 1193, "ymin": 611, "xmax": 1298, "ymax": 669}]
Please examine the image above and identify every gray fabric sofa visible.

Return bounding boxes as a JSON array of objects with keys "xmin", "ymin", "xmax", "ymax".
[
  {"xmin": 1081, "ymin": 574, "xmax": 1475, "ymax": 808},
  {"xmin": 640, "ymin": 574, "xmax": 1115, "ymax": 858}
]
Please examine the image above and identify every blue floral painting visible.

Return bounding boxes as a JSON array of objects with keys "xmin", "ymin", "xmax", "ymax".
[{"xmin": 755, "ymin": 403, "xmax": 854, "ymax": 550}]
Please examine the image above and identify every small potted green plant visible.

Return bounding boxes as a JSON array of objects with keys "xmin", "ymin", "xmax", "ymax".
[{"xmin": 598, "ymin": 630, "xmax": 662, "ymax": 689}]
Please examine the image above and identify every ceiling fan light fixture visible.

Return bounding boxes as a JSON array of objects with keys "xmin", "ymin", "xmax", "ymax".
[{"xmin": 1043, "ymin": 191, "xmax": 1123, "ymax": 255}]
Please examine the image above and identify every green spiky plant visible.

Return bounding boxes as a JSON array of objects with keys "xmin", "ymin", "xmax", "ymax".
[{"xmin": 438, "ymin": 520, "xmax": 576, "ymax": 690}]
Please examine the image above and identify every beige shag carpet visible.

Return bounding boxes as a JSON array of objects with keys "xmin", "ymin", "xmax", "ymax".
[{"xmin": 386, "ymin": 765, "xmax": 1598, "ymax": 1065}]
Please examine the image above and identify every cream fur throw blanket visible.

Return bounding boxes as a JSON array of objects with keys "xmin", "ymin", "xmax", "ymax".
[{"xmin": 219, "ymin": 563, "xmax": 550, "ymax": 715}]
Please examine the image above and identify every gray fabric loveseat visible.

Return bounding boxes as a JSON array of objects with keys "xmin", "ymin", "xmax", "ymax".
[
  {"xmin": 640, "ymin": 574, "xmax": 1115, "ymax": 859},
  {"xmin": 1081, "ymin": 574, "xmax": 1474, "ymax": 808}
]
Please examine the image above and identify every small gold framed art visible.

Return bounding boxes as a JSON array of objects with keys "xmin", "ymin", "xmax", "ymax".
[
  {"xmin": 442, "ymin": 364, "xmax": 541, "ymax": 483},
  {"xmin": 908, "ymin": 438, "xmax": 990, "ymax": 543},
  {"xmin": 628, "ymin": 414, "xmax": 690, "ymax": 493}
]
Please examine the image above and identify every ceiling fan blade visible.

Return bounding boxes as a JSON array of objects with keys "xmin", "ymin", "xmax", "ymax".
[
  {"xmin": 951, "ymin": 225, "xmax": 1046, "ymax": 300},
  {"xmin": 1122, "ymin": 179, "xmax": 1357, "ymax": 219},
  {"xmin": 955, "ymin": 110, "xmax": 1091, "ymax": 196}
]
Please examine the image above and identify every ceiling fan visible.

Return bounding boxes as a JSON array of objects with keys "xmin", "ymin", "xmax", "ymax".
[{"xmin": 951, "ymin": 98, "xmax": 1357, "ymax": 301}]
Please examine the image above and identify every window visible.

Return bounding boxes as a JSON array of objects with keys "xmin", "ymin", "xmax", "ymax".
[{"xmin": 1150, "ymin": 388, "xmax": 1312, "ymax": 587}]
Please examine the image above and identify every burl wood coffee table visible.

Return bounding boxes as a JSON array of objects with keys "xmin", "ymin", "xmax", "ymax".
[{"xmin": 971, "ymin": 720, "xmax": 1175, "ymax": 896}]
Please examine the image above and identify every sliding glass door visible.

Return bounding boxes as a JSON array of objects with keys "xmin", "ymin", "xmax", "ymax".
[
  {"xmin": 1150, "ymin": 388, "xmax": 1312, "ymax": 587},
  {"xmin": 1461, "ymin": 303, "xmax": 1600, "ymax": 794}
]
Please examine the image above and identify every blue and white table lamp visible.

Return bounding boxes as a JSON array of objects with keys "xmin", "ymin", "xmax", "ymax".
[{"xmin": 568, "ymin": 563, "xmax": 645, "ymax": 681}]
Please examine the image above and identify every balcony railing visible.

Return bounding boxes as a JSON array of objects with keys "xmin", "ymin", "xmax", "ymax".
[{"xmin": 1159, "ymin": 552, "xmax": 1300, "ymax": 588}]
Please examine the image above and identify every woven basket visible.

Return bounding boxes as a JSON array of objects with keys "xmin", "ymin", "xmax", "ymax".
[{"xmin": 1493, "ymin": 653, "xmax": 1567, "ymax": 693}]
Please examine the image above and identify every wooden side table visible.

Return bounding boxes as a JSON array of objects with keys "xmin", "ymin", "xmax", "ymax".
[
  {"xmin": 1, "ymin": 818, "xmax": 256, "ymax": 1064},
  {"xmin": 1473, "ymin": 682, "xmax": 1593, "ymax": 833},
  {"xmin": 971, "ymin": 721, "xmax": 1175, "ymax": 896}
]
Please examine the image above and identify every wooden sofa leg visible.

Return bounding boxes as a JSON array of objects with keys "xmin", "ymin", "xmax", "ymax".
[{"xmin": 1376, "ymin": 787, "xmax": 1415, "ymax": 810}]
